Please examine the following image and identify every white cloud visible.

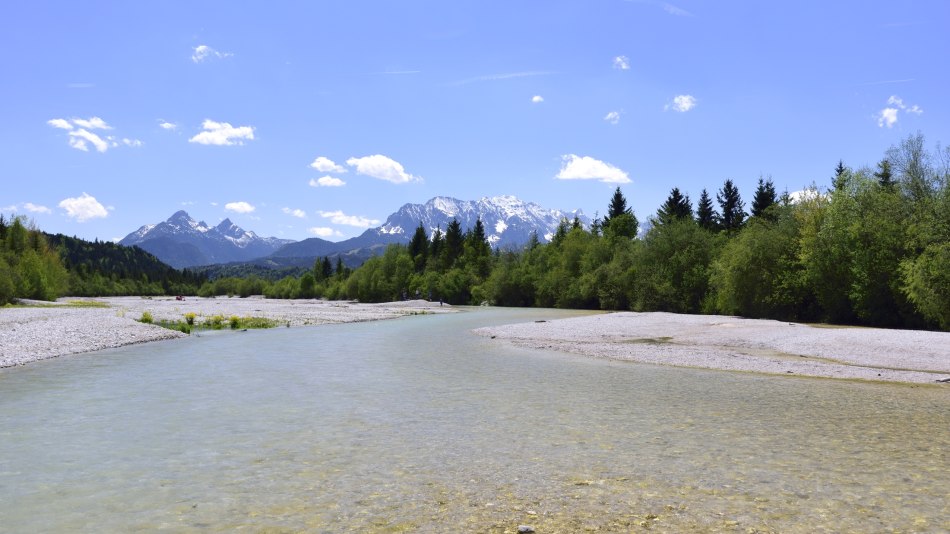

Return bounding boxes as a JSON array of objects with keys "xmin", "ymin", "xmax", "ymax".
[
  {"xmin": 189, "ymin": 119, "xmax": 255, "ymax": 146},
  {"xmin": 192, "ymin": 44, "xmax": 233, "ymax": 63},
  {"xmin": 58, "ymin": 193, "xmax": 108, "ymax": 222},
  {"xmin": 309, "ymin": 176, "xmax": 346, "ymax": 187},
  {"xmin": 158, "ymin": 120, "xmax": 177, "ymax": 130},
  {"xmin": 68, "ymin": 129, "xmax": 110, "ymax": 153},
  {"xmin": 308, "ymin": 227, "xmax": 341, "ymax": 238},
  {"xmin": 878, "ymin": 108, "xmax": 899, "ymax": 128},
  {"xmin": 878, "ymin": 95, "xmax": 923, "ymax": 128},
  {"xmin": 71, "ymin": 117, "xmax": 111, "ymax": 130},
  {"xmin": 47, "ymin": 118, "xmax": 73, "ymax": 130},
  {"xmin": 531, "ymin": 95, "xmax": 544, "ymax": 103},
  {"xmin": 224, "ymin": 201, "xmax": 255, "ymax": 214},
  {"xmin": 613, "ymin": 55, "xmax": 630, "ymax": 70},
  {"xmin": 449, "ymin": 71, "xmax": 553, "ymax": 86},
  {"xmin": 24, "ymin": 203, "xmax": 52, "ymax": 214},
  {"xmin": 346, "ymin": 154, "xmax": 420, "ymax": 184},
  {"xmin": 282, "ymin": 207, "xmax": 307, "ymax": 218},
  {"xmin": 309, "ymin": 156, "xmax": 347, "ymax": 173},
  {"xmin": 318, "ymin": 210, "xmax": 380, "ymax": 228},
  {"xmin": 556, "ymin": 154, "xmax": 630, "ymax": 184},
  {"xmin": 119, "ymin": 138, "xmax": 143, "ymax": 147},
  {"xmin": 666, "ymin": 94, "xmax": 697, "ymax": 112},
  {"xmin": 604, "ymin": 111, "xmax": 621, "ymax": 124}
]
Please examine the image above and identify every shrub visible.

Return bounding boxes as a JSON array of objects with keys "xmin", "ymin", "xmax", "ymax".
[
  {"xmin": 140, "ymin": 311, "xmax": 153, "ymax": 324},
  {"xmin": 184, "ymin": 312, "xmax": 196, "ymax": 326},
  {"xmin": 229, "ymin": 315, "xmax": 241, "ymax": 329}
]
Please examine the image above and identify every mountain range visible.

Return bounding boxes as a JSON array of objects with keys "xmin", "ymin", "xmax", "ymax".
[{"xmin": 120, "ymin": 196, "xmax": 589, "ymax": 270}]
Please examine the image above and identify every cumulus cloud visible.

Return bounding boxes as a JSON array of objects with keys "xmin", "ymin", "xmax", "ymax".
[
  {"xmin": 346, "ymin": 154, "xmax": 420, "ymax": 184},
  {"xmin": 318, "ymin": 210, "xmax": 380, "ymax": 228},
  {"xmin": 189, "ymin": 119, "xmax": 255, "ymax": 146},
  {"xmin": 556, "ymin": 155, "xmax": 630, "ymax": 184},
  {"xmin": 282, "ymin": 207, "xmax": 307, "ymax": 218},
  {"xmin": 309, "ymin": 156, "xmax": 347, "ymax": 173},
  {"xmin": 613, "ymin": 55, "xmax": 630, "ymax": 70},
  {"xmin": 158, "ymin": 120, "xmax": 177, "ymax": 130},
  {"xmin": 192, "ymin": 44, "xmax": 233, "ymax": 63},
  {"xmin": 24, "ymin": 203, "xmax": 52, "ymax": 214},
  {"xmin": 309, "ymin": 176, "xmax": 346, "ymax": 187},
  {"xmin": 59, "ymin": 193, "xmax": 108, "ymax": 222},
  {"xmin": 665, "ymin": 94, "xmax": 697, "ymax": 112},
  {"xmin": 878, "ymin": 95, "xmax": 923, "ymax": 128},
  {"xmin": 48, "ymin": 117, "xmax": 140, "ymax": 152},
  {"xmin": 308, "ymin": 227, "xmax": 341, "ymax": 238},
  {"xmin": 224, "ymin": 201, "xmax": 255, "ymax": 214},
  {"xmin": 532, "ymin": 95, "xmax": 544, "ymax": 103},
  {"xmin": 604, "ymin": 111, "xmax": 621, "ymax": 124}
]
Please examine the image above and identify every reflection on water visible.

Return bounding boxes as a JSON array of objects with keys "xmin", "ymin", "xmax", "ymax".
[{"xmin": 1, "ymin": 307, "xmax": 947, "ymax": 532}]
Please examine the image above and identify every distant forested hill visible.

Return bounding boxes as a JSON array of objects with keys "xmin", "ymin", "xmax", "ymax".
[{"xmin": 46, "ymin": 233, "xmax": 206, "ymax": 296}]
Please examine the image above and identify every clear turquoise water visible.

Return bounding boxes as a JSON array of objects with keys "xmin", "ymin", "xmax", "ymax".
[{"xmin": 1, "ymin": 307, "xmax": 947, "ymax": 532}]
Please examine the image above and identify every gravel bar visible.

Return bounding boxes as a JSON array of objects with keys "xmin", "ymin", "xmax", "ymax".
[
  {"xmin": 474, "ymin": 311, "xmax": 950, "ymax": 384},
  {"xmin": 1, "ymin": 296, "xmax": 453, "ymax": 368}
]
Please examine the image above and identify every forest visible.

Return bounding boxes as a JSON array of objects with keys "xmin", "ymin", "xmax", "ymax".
[
  {"xmin": 3, "ymin": 133, "xmax": 948, "ymax": 331},
  {"xmin": 0, "ymin": 218, "xmax": 205, "ymax": 304},
  {"xmin": 201, "ymin": 132, "xmax": 947, "ymax": 331}
]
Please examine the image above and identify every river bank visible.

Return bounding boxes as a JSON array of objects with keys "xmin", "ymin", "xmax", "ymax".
[
  {"xmin": 0, "ymin": 296, "xmax": 453, "ymax": 368},
  {"xmin": 475, "ymin": 311, "xmax": 950, "ymax": 384}
]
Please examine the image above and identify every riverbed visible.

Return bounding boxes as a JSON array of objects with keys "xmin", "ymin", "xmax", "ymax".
[{"xmin": 1, "ymin": 307, "xmax": 947, "ymax": 532}]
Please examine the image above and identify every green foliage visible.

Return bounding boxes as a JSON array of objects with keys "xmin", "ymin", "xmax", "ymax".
[
  {"xmin": 656, "ymin": 187, "xmax": 693, "ymax": 225},
  {"xmin": 696, "ymin": 188, "xmax": 717, "ymax": 231},
  {"xmin": 750, "ymin": 176, "xmax": 778, "ymax": 220},
  {"xmin": 716, "ymin": 179, "xmax": 746, "ymax": 232},
  {"xmin": 140, "ymin": 311, "xmax": 154, "ymax": 324},
  {"xmin": 901, "ymin": 242, "xmax": 950, "ymax": 329}
]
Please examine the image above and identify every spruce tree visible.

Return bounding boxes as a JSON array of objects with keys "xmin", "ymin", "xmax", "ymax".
[
  {"xmin": 408, "ymin": 222, "xmax": 429, "ymax": 272},
  {"xmin": 443, "ymin": 219, "xmax": 464, "ymax": 268},
  {"xmin": 602, "ymin": 187, "xmax": 638, "ymax": 238},
  {"xmin": 656, "ymin": 187, "xmax": 693, "ymax": 224},
  {"xmin": 833, "ymin": 159, "xmax": 849, "ymax": 190},
  {"xmin": 875, "ymin": 158, "xmax": 894, "ymax": 188},
  {"xmin": 716, "ymin": 179, "xmax": 746, "ymax": 232},
  {"xmin": 429, "ymin": 227, "xmax": 444, "ymax": 269},
  {"xmin": 696, "ymin": 188, "xmax": 717, "ymax": 230},
  {"xmin": 750, "ymin": 176, "xmax": 778, "ymax": 219}
]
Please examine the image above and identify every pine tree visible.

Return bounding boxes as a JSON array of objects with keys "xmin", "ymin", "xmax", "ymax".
[
  {"xmin": 602, "ymin": 187, "xmax": 638, "ymax": 238},
  {"xmin": 750, "ymin": 176, "xmax": 778, "ymax": 220},
  {"xmin": 833, "ymin": 159, "xmax": 849, "ymax": 190},
  {"xmin": 656, "ymin": 187, "xmax": 693, "ymax": 224},
  {"xmin": 716, "ymin": 179, "xmax": 746, "ymax": 232},
  {"xmin": 696, "ymin": 188, "xmax": 717, "ymax": 231},
  {"xmin": 443, "ymin": 219, "xmax": 464, "ymax": 268},
  {"xmin": 429, "ymin": 227, "xmax": 444, "ymax": 269},
  {"xmin": 408, "ymin": 222, "xmax": 429, "ymax": 272},
  {"xmin": 335, "ymin": 256, "xmax": 346, "ymax": 277},
  {"xmin": 875, "ymin": 158, "xmax": 894, "ymax": 188}
]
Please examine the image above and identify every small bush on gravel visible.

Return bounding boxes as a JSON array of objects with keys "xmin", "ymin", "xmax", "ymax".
[
  {"xmin": 229, "ymin": 315, "xmax": 241, "ymax": 329},
  {"xmin": 139, "ymin": 311, "xmax": 153, "ymax": 324},
  {"xmin": 184, "ymin": 312, "xmax": 196, "ymax": 326}
]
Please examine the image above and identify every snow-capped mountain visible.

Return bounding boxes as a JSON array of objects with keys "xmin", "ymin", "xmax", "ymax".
[
  {"xmin": 119, "ymin": 210, "xmax": 294, "ymax": 268},
  {"xmin": 369, "ymin": 195, "xmax": 589, "ymax": 247}
]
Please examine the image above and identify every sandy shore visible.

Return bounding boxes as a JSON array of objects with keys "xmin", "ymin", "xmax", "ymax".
[
  {"xmin": 474, "ymin": 311, "xmax": 950, "ymax": 384},
  {"xmin": 0, "ymin": 296, "xmax": 453, "ymax": 368}
]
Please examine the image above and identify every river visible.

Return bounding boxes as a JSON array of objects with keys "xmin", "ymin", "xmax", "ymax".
[{"xmin": 1, "ymin": 307, "xmax": 947, "ymax": 532}]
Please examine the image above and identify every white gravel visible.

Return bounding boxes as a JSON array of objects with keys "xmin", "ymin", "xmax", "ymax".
[
  {"xmin": 0, "ymin": 296, "xmax": 453, "ymax": 368},
  {"xmin": 474, "ymin": 311, "xmax": 950, "ymax": 384}
]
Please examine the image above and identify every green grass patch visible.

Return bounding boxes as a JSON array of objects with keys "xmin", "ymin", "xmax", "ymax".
[
  {"xmin": 149, "ymin": 314, "xmax": 278, "ymax": 334},
  {"xmin": 65, "ymin": 299, "xmax": 110, "ymax": 308}
]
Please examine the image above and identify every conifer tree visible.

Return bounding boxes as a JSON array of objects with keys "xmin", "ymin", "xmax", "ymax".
[
  {"xmin": 696, "ymin": 188, "xmax": 717, "ymax": 230},
  {"xmin": 408, "ymin": 222, "xmax": 429, "ymax": 272},
  {"xmin": 656, "ymin": 187, "xmax": 693, "ymax": 224},
  {"xmin": 602, "ymin": 187, "xmax": 638, "ymax": 238},
  {"xmin": 750, "ymin": 176, "xmax": 778, "ymax": 219},
  {"xmin": 833, "ymin": 159, "xmax": 849, "ymax": 190},
  {"xmin": 716, "ymin": 179, "xmax": 746, "ymax": 232},
  {"xmin": 875, "ymin": 158, "xmax": 894, "ymax": 188},
  {"xmin": 443, "ymin": 219, "xmax": 464, "ymax": 268}
]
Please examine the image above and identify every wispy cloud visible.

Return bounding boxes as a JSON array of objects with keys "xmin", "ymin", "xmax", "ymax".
[
  {"xmin": 24, "ymin": 203, "xmax": 52, "ymax": 214},
  {"xmin": 308, "ymin": 227, "xmax": 341, "ymax": 238},
  {"xmin": 282, "ymin": 207, "xmax": 307, "ymax": 219},
  {"xmin": 48, "ymin": 117, "xmax": 141, "ymax": 152},
  {"xmin": 318, "ymin": 210, "xmax": 380, "ymax": 228},
  {"xmin": 346, "ymin": 155, "xmax": 420, "ymax": 184},
  {"xmin": 192, "ymin": 44, "xmax": 233, "ymax": 63},
  {"xmin": 662, "ymin": 2, "xmax": 693, "ymax": 16},
  {"xmin": 224, "ymin": 201, "xmax": 255, "ymax": 214},
  {"xmin": 665, "ymin": 94, "xmax": 697, "ymax": 112},
  {"xmin": 189, "ymin": 119, "xmax": 255, "ymax": 146},
  {"xmin": 59, "ymin": 193, "xmax": 108, "ymax": 222},
  {"xmin": 309, "ymin": 176, "xmax": 346, "ymax": 187},
  {"xmin": 556, "ymin": 155, "xmax": 630, "ymax": 184},
  {"xmin": 448, "ymin": 71, "xmax": 553, "ymax": 87},
  {"xmin": 613, "ymin": 56, "xmax": 630, "ymax": 70},
  {"xmin": 158, "ymin": 120, "xmax": 178, "ymax": 131},
  {"xmin": 604, "ymin": 111, "xmax": 621, "ymax": 125}
]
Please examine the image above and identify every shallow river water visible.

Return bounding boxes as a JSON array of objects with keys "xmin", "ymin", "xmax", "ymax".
[{"xmin": 1, "ymin": 307, "xmax": 948, "ymax": 533}]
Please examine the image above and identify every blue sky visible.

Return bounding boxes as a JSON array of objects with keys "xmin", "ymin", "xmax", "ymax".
[{"xmin": 2, "ymin": 1, "xmax": 947, "ymax": 242}]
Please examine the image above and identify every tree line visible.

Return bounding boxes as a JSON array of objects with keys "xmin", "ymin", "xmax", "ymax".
[
  {"xmin": 0, "ymin": 216, "xmax": 206, "ymax": 304},
  {"xmin": 245, "ymin": 132, "xmax": 948, "ymax": 331}
]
